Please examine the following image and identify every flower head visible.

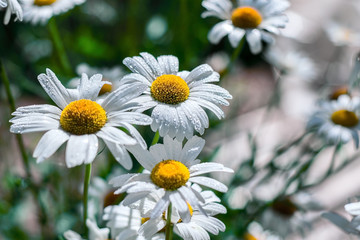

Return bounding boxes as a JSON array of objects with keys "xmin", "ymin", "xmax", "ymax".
[
  {"xmin": 110, "ymin": 136, "xmax": 233, "ymax": 222},
  {"xmin": 137, "ymin": 184, "xmax": 227, "ymax": 240},
  {"xmin": 1, "ymin": 0, "xmax": 23, "ymax": 24},
  {"xmin": 202, "ymin": 0, "xmax": 290, "ymax": 54},
  {"xmin": 10, "ymin": 68, "xmax": 152, "ymax": 169},
  {"xmin": 121, "ymin": 52, "xmax": 232, "ymax": 140},
  {"xmin": 307, "ymin": 95, "xmax": 360, "ymax": 147},
  {"xmin": 22, "ymin": 0, "xmax": 85, "ymax": 25}
]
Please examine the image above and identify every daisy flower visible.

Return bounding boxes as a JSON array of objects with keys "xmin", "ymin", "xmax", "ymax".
[
  {"xmin": 22, "ymin": 0, "xmax": 85, "ymax": 25},
  {"xmin": 244, "ymin": 222, "xmax": 282, "ymax": 240},
  {"xmin": 325, "ymin": 21, "xmax": 360, "ymax": 47},
  {"xmin": 68, "ymin": 63, "xmax": 125, "ymax": 96},
  {"xmin": 103, "ymin": 203, "xmax": 164, "ymax": 240},
  {"xmin": 201, "ymin": 0, "xmax": 290, "ymax": 54},
  {"xmin": 10, "ymin": 68, "xmax": 152, "ymax": 169},
  {"xmin": 261, "ymin": 193, "xmax": 322, "ymax": 238},
  {"xmin": 110, "ymin": 135, "xmax": 233, "ymax": 222},
  {"xmin": 137, "ymin": 184, "xmax": 226, "ymax": 240},
  {"xmin": 307, "ymin": 94, "xmax": 360, "ymax": 147},
  {"xmin": 64, "ymin": 219, "xmax": 109, "ymax": 240},
  {"xmin": 0, "ymin": 0, "xmax": 22, "ymax": 24},
  {"xmin": 121, "ymin": 52, "xmax": 232, "ymax": 140},
  {"xmin": 264, "ymin": 47, "xmax": 318, "ymax": 82}
]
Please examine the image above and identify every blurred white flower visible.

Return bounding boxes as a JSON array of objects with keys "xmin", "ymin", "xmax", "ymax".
[
  {"xmin": 0, "ymin": 0, "xmax": 22, "ymax": 24},
  {"xmin": 68, "ymin": 63, "xmax": 125, "ymax": 96},
  {"xmin": 245, "ymin": 222, "xmax": 282, "ymax": 240},
  {"xmin": 64, "ymin": 219, "xmax": 110, "ymax": 240},
  {"xmin": 264, "ymin": 47, "xmax": 318, "ymax": 82},
  {"xmin": 201, "ymin": 0, "xmax": 290, "ymax": 54},
  {"xmin": 81, "ymin": 0, "xmax": 116, "ymax": 24},
  {"xmin": 261, "ymin": 193, "xmax": 322, "ymax": 238},
  {"xmin": 22, "ymin": 0, "xmax": 86, "ymax": 25},
  {"xmin": 307, "ymin": 95, "xmax": 360, "ymax": 148},
  {"xmin": 325, "ymin": 21, "xmax": 360, "ymax": 47}
]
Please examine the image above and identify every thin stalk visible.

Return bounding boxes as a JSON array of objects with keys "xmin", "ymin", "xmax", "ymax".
[
  {"xmin": 165, "ymin": 204, "xmax": 173, "ymax": 240},
  {"xmin": 151, "ymin": 131, "xmax": 160, "ymax": 146},
  {"xmin": 47, "ymin": 18, "xmax": 73, "ymax": 76},
  {"xmin": 83, "ymin": 163, "xmax": 92, "ymax": 236},
  {"xmin": 0, "ymin": 59, "xmax": 32, "ymax": 179},
  {"xmin": 221, "ymin": 37, "xmax": 245, "ymax": 78}
]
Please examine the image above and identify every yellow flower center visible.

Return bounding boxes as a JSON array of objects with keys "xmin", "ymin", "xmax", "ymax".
[
  {"xmin": 99, "ymin": 83, "xmax": 113, "ymax": 96},
  {"xmin": 150, "ymin": 160, "xmax": 190, "ymax": 190},
  {"xmin": 331, "ymin": 109, "xmax": 359, "ymax": 128},
  {"xmin": 60, "ymin": 99, "xmax": 107, "ymax": 135},
  {"xmin": 231, "ymin": 7, "xmax": 262, "ymax": 29},
  {"xmin": 329, "ymin": 87, "xmax": 349, "ymax": 100},
  {"xmin": 34, "ymin": 0, "xmax": 57, "ymax": 6},
  {"xmin": 150, "ymin": 74, "xmax": 190, "ymax": 105},
  {"xmin": 244, "ymin": 233, "xmax": 257, "ymax": 240},
  {"xmin": 271, "ymin": 197, "xmax": 297, "ymax": 217}
]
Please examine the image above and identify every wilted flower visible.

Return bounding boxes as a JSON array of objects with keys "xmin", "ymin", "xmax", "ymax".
[{"xmin": 201, "ymin": 0, "xmax": 290, "ymax": 54}]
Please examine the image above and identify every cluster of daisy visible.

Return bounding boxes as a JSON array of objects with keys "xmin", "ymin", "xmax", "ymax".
[{"xmin": 10, "ymin": 52, "xmax": 233, "ymax": 239}]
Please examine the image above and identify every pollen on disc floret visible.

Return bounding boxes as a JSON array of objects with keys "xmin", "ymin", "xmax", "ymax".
[
  {"xmin": 150, "ymin": 74, "xmax": 190, "ymax": 105},
  {"xmin": 331, "ymin": 109, "xmax": 359, "ymax": 128},
  {"xmin": 231, "ymin": 6, "xmax": 263, "ymax": 29},
  {"xmin": 34, "ymin": 0, "xmax": 57, "ymax": 6},
  {"xmin": 60, "ymin": 99, "xmax": 107, "ymax": 135},
  {"xmin": 150, "ymin": 160, "xmax": 190, "ymax": 190}
]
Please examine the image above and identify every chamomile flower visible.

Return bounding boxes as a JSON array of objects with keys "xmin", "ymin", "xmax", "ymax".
[
  {"xmin": 307, "ymin": 95, "xmax": 360, "ymax": 147},
  {"xmin": 264, "ymin": 47, "xmax": 318, "ymax": 82},
  {"xmin": 103, "ymin": 204, "xmax": 164, "ymax": 240},
  {"xmin": 64, "ymin": 219, "xmax": 109, "ymax": 240},
  {"xmin": 22, "ymin": 0, "xmax": 85, "ymax": 25},
  {"xmin": 137, "ymin": 184, "xmax": 227, "ymax": 240},
  {"xmin": 69, "ymin": 64, "xmax": 125, "ymax": 96},
  {"xmin": 201, "ymin": 0, "xmax": 290, "ymax": 54},
  {"xmin": 121, "ymin": 52, "xmax": 232, "ymax": 140},
  {"xmin": 10, "ymin": 68, "xmax": 152, "ymax": 169},
  {"xmin": 261, "ymin": 193, "xmax": 322, "ymax": 238},
  {"xmin": 110, "ymin": 136, "xmax": 233, "ymax": 223},
  {"xmin": 0, "ymin": 0, "xmax": 22, "ymax": 24}
]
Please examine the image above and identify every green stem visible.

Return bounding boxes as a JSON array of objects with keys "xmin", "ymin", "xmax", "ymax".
[
  {"xmin": 221, "ymin": 37, "xmax": 245, "ymax": 78},
  {"xmin": 47, "ymin": 18, "xmax": 73, "ymax": 76},
  {"xmin": 151, "ymin": 131, "xmax": 160, "ymax": 146},
  {"xmin": 0, "ymin": 59, "xmax": 32, "ymax": 179},
  {"xmin": 83, "ymin": 163, "xmax": 92, "ymax": 237},
  {"xmin": 165, "ymin": 204, "xmax": 173, "ymax": 240}
]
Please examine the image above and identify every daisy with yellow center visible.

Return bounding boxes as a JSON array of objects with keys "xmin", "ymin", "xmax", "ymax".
[
  {"xmin": 110, "ymin": 136, "xmax": 233, "ymax": 224},
  {"xmin": 128, "ymin": 184, "xmax": 226, "ymax": 240},
  {"xmin": 307, "ymin": 94, "xmax": 360, "ymax": 147},
  {"xmin": 121, "ymin": 52, "xmax": 232, "ymax": 141},
  {"xmin": 68, "ymin": 63, "xmax": 125, "ymax": 97},
  {"xmin": 202, "ymin": 0, "xmax": 290, "ymax": 54},
  {"xmin": 10, "ymin": 68, "xmax": 152, "ymax": 169},
  {"xmin": 22, "ymin": 0, "xmax": 85, "ymax": 25}
]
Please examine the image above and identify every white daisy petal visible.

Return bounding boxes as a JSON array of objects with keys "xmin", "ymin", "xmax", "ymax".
[
  {"xmin": 190, "ymin": 176, "xmax": 228, "ymax": 192},
  {"xmin": 127, "ymin": 144, "xmax": 158, "ymax": 170},
  {"xmin": 246, "ymin": 29, "xmax": 262, "ymax": 54},
  {"xmin": 10, "ymin": 115, "xmax": 60, "ymax": 134},
  {"xmin": 151, "ymin": 192, "xmax": 170, "ymax": 219},
  {"xmin": 140, "ymin": 52, "xmax": 163, "ymax": 77},
  {"xmin": 228, "ymin": 28, "xmax": 246, "ymax": 47},
  {"xmin": 169, "ymin": 191, "xmax": 191, "ymax": 223},
  {"xmin": 103, "ymin": 139, "xmax": 133, "ymax": 170},
  {"xmin": 157, "ymin": 55, "xmax": 179, "ymax": 75},
  {"xmin": 180, "ymin": 136, "xmax": 205, "ymax": 165},
  {"xmin": 33, "ymin": 129, "xmax": 69, "ymax": 163},
  {"xmin": 96, "ymin": 126, "xmax": 137, "ymax": 145},
  {"xmin": 208, "ymin": 20, "xmax": 233, "ymax": 44},
  {"xmin": 190, "ymin": 162, "xmax": 234, "ymax": 176},
  {"xmin": 37, "ymin": 68, "xmax": 72, "ymax": 109},
  {"xmin": 65, "ymin": 134, "xmax": 98, "ymax": 168}
]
